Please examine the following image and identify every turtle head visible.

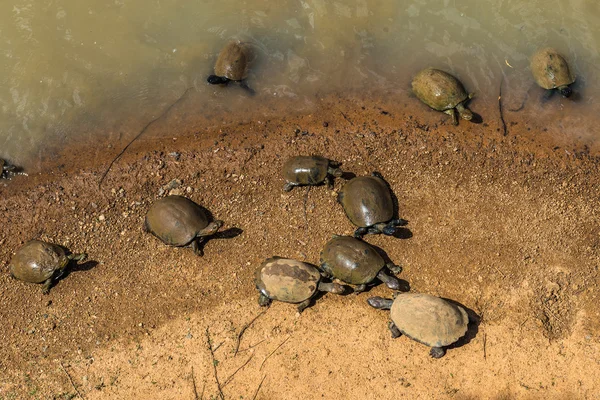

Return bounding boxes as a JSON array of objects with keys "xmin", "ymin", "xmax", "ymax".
[
  {"xmin": 558, "ymin": 85, "xmax": 572, "ymax": 98},
  {"xmin": 199, "ymin": 220, "xmax": 224, "ymax": 237},
  {"xmin": 207, "ymin": 75, "xmax": 230, "ymax": 85}
]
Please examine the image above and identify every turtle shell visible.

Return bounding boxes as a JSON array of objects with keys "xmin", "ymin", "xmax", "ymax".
[
  {"xmin": 9, "ymin": 240, "xmax": 69, "ymax": 284},
  {"xmin": 320, "ymin": 236, "xmax": 385, "ymax": 285},
  {"xmin": 283, "ymin": 156, "xmax": 329, "ymax": 186},
  {"xmin": 338, "ymin": 175, "xmax": 394, "ymax": 228},
  {"xmin": 412, "ymin": 68, "xmax": 469, "ymax": 111},
  {"xmin": 145, "ymin": 195, "xmax": 212, "ymax": 247},
  {"xmin": 214, "ymin": 41, "xmax": 249, "ymax": 81},
  {"xmin": 255, "ymin": 257, "xmax": 321, "ymax": 304},
  {"xmin": 530, "ymin": 48, "xmax": 575, "ymax": 90},
  {"xmin": 390, "ymin": 293, "xmax": 469, "ymax": 348}
]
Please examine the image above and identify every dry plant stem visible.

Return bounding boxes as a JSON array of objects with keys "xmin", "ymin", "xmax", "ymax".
[
  {"xmin": 205, "ymin": 327, "xmax": 225, "ymax": 400},
  {"xmin": 191, "ymin": 366, "xmax": 199, "ymax": 400},
  {"xmin": 60, "ymin": 361, "xmax": 85, "ymax": 399},
  {"xmin": 235, "ymin": 309, "xmax": 267, "ymax": 356},
  {"xmin": 237, "ymin": 339, "xmax": 266, "ymax": 354},
  {"xmin": 483, "ymin": 332, "xmax": 487, "ymax": 360},
  {"xmin": 252, "ymin": 375, "xmax": 267, "ymax": 400},
  {"xmin": 260, "ymin": 335, "xmax": 291, "ymax": 370},
  {"xmin": 222, "ymin": 355, "xmax": 254, "ymax": 388},
  {"xmin": 499, "ymin": 75, "xmax": 507, "ymax": 136}
]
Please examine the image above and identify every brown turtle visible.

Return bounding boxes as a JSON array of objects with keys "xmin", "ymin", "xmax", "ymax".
[
  {"xmin": 412, "ymin": 68, "xmax": 473, "ymax": 125},
  {"xmin": 320, "ymin": 235, "xmax": 402, "ymax": 293},
  {"xmin": 9, "ymin": 240, "xmax": 87, "ymax": 294},
  {"xmin": 530, "ymin": 47, "xmax": 575, "ymax": 98},
  {"xmin": 282, "ymin": 155, "xmax": 343, "ymax": 192},
  {"xmin": 207, "ymin": 41, "xmax": 253, "ymax": 93},
  {"xmin": 338, "ymin": 172, "xmax": 407, "ymax": 238},
  {"xmin": 144, "ymin": 195, "xmax": 223, "ymax": 256},
  {"xmin": 368, "ymin": 293, "xmax": 469, "ymax": 358},
  {"xmin": 255, "ymin": 257, "xmax": 345, "ymax": 313}
]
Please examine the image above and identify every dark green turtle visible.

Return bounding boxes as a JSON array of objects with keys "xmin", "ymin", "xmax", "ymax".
[
  {"xmin": 368, "ymin": 293, "xmax": 469, "ymax": 358},
  {"xmin": 9, "ymin": 240, "xmax": 87, "ymax": 294},
  {"xmin": 320, "ymin": 235, "xmax": 402, "ymax": 293},
  {"xmin": 255, "ymin": 257, "xmax": 345, "ymax": 313},
  {"xmin": 412, "ymin": 68, "xmax": 473, "ymax": 125},
  {"xmin": 282, "ymin": 155, "xmax": 343, "ymax": 192},
  {"xmin": 144, "ymin": 195, "xmax": 223, "ymax": 256},
  {"xmin": 338, "ymin": 172, "xmax": 407, "ymax": 238},
  {"xmin": 530, "ymin": 47, "xmax": 575, "ymax": 98},
  {"xmin": 207, "ymin": 41, "xmax": 253, "ymax": 93}
]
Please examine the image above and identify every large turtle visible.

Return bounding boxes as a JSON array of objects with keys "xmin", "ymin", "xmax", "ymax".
[
  {"xmin": 144, "ymin": 195, "xmax": 223, "ymax": 256},
  {"xmin": 207, "ymin": 41, "xmax": 253, "ymax": 93},
  {"xmin": 368, "ymin": 293, "xmax": 469, "ymax": 358},
  {"xmin": 320, "ymin": 235, "xmax": 402, "ymax": 293},
  {"xmin": 9, "ymin": 240, "xmax": 87, "ymax": 294},
  {"xmin": 282, "ymin": 155, "xmax": 343, "ymax": 192},
  {"xmin": 412, "ymin": 68, "xmax": 473, "ymax": 125},
  {"xmin": 530, "ymin": 47, "xmax": 575, "ymax": 98},
  {"xmin": 338, "ymin": 172, "xmax": 407, "ymax": 238},
  {"xmin": 255, "ymin": 257, "xmax": 345, "ymax": 313}
]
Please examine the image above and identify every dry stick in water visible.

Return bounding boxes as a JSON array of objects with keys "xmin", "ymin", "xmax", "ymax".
[
  {"xmin": 235, "ymin": 309, "xmax": 267, "ymax": 356},
  {"xmin": 252, "ymin": 375, "xmax": 267, "ymax": 400},
  {"xmin": 205, "ymin": 327, "xmax": 225, "ymax": 400},
  {"xmin": 260, "ymin": 335, "xmax": 291, "ymax": 370},
  {"xmin": 59, "ymin": 361, "xmax": 85, "ymax": 399},
  {"xmin": 98, "ymin": 86, "xmax": 193, "ymax": 188}
]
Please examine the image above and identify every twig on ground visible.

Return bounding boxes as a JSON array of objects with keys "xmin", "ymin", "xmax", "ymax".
[
  {"xmin": 59, "ymin": 361, "xmax": 85, "ymax": 399},
  {"xmin": 237, "ymin": 339, "xmax": 266, "ymax": 354},
  {"xmin": 339, "ymin": 111, "xmax": 354, "ymax": 126},
  {"xmin": 498, "ymin": 75, "xmax": 507, "ymax": 136},
  {"xmin": 483, "ymin": 332, "xmax": 487, "ymax": 360},
  {"xmin": 191, "ymin": 366, "xmax": 199, "ymax": 400},
  {"xmin": 252, "ymin": 375, "xmax": 267, "ymax": 400},
  {"xmin": 260, "ymin": 335, "xmax": 291, "ymax": 370},
  {"xmin": 205, "ymin": 327, "xmax": 225, "ymax": 400},
  {"xmin": 235, "ymin": 309, "xmax": 267, "ymax": 356},
  {"xmin": 222, "ymin": 355, "xmax": 254, "ymax": 388}
]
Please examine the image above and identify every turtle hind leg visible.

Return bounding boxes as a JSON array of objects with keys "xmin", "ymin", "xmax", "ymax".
[
  {"xmin": 258, "ymin": 293, "xmax": 272, "ymax": 307},
  {"xmin": 353, "ymin": 227, "xmax": 369, "ymax": 238},
  {"xmin": 444, "ymin": 109, "xmax": 458, "ymax": 125},
  {"xmin": 283, "ymin": 182, "xmax": 298, "ymax": 192},
  {"xmin": 430, "ymin": 347, "xmax": 446, "ymax": 358},
  {"xmin": 353, "ymin": 283, "xmax": 368, "ymax": 294},
  {"xmin": 388, "ymin": 321, "xmax": 402, "ymax": 338},
  {"xmin": 42, "ymin": 278, "xmax": 53, "ymax": 294},
  {"xmin": 297, "ymin": 299, "xmax": 312, "ymax": 313}
]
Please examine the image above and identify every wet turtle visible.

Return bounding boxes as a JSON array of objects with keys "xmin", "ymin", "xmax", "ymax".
[
  {"xmin": 337, "ymin": 172, "xmax": 407, "ymax": 238},
  {"xmin": 368, "ymin": 293, "xmax": 469, "ymax": 358},
  {"xmin": 144, "ymin": 195, "xmax": 223, "ymax": 256},
  {"xmin": 530, "ymin": 47, "xmax": 575, "ymax": 98},
  {"xmin": 207, "ymin": 41, "xmax": 253, "ymax": 93},
  {"xmin": 282, "ymin": 155, "xmax": 343, "ymax": 192},
  {"xmin": 255, "ymin": 257, "xmax": 345, "ymax": 313},
  {"xmin": 412, "ymin": 68, "xmax": 473, "ymax": 125},
  {"xmin": 320, "ymin": 235, "xmax": 402, "ymax": 293},
  {"xmin": 9, "ymin": 240, "xmax": 87, "ymax": 294}
]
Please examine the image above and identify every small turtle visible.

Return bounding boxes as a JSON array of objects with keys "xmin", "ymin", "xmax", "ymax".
[
  {"xmin": 9, "ymin": 240, "xmax": 87, "ymax": 294},
  {"xmin": 320, "ymin": 235, "xmax": 402, "ymax": 293},
  {"xmin": 368, "ymin": 293, "xmax": 469, "ymax": 358},
  {"xmin": 530, "ymin": 47, "xmax": 575, "ymax": 98},
  {"xmin": 207, "ymin": 41, "xmax": 253, "ymax": 93},
  {"xmin": 1, "ymin": 159, "xmax": 16, "ymax": 179},
  {"xmin": 255, "ymin": 257, "xmax": 345, "ymax": 313},
  {"xmin": 338, "ymin": 172, "xmax": 407, "ymax": 238},
  {"xmin": 144, "ymin": 195, "xmax": 223, "ymax": 256},
  {"xmin": 412, "ymin": 68, "xmax": 473, "ymax": 125},
  {"xmin": 282, "ymin": 155, "xmax": 343, "ymax": 192}
]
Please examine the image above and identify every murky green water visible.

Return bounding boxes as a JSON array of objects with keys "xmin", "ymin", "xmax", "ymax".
[{"xmin": 1, "ymin": 0, "xmax": 599, "ymax": 168}]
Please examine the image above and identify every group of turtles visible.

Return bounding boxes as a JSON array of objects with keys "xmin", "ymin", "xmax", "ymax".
[{"xmin": 3, "ymin": 43, "xmax": 576, "ymax": 359}]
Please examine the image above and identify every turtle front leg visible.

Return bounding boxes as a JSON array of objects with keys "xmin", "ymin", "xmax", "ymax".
[
  {"xmin": 382, "ymin": 219, "xmax": 408, "ymax": 236},
  {"xmin": 430, "ymin": 347, "xmax": 446, "ymax": 359},
  {"xmin": 353, "ymin": 227, "xmax": 369, "ymax": 238},
  {"xmin": 353, "ymin": 283, "xmax": 368, "ymax": 294},
  {"xmin": 191, "ymin": 238, "xmax": 205, "ymax": 256},
  {"xmin": 258, "ymin": 293, "xmax": 272, "ymax": 307},
  {"xmin": 388, "ymin": 321, "xmax": 402, "ymax": 338},
  {"xmin": 327, "ymin": 166, "xmax": 344, "ymax": 178},
  {"xmin": 68, "ymin": 252, "xmax": 87, "ymax": 262},
  {"xmin": 42, "ymin": 278, "xmax": 53, "ymax": 295},
  {"xmin": 377, "ymin": 269, "xmax": 402, "ymax": 291},
  {"xmin": 297, "ymin": 299, "xmax": 312, "ymax": 313},
  {"xmin": 326, "ymin": 175, "xmax": 334, "ymax": 190},
  {"xmin": 444, "ymin": 109, "xmax": 458, "ymax": 125},
  {"xmin": 283, "ymin": 182, "xmax": 298, "ymax": 192}
]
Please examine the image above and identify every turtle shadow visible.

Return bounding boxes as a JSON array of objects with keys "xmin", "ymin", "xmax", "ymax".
[
  {"xmin": 442, "ymin": 298, "xmax": 480, "ymax": 352},
  {"xmin": 372, "ymin": 171, "xmax": 412, "ymax": 240},
  {"xmin": 340, "ymin": 171, "xmax": 356, "ymax": 180},
  {"xmin": 469, "ymin": 112, "xmax": 483, "ymax": 124},
  {"xmin": 196, "ymin": 227, "xmax": 244, "ymax": 255},
  {"xmin": 52, "ymin": 260, "xmax": 99, "ymax": 291}
]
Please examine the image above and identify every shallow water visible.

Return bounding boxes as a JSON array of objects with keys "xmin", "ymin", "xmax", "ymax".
[{"xmin": 1, "ymin": 0, "xmax": 599, "ymax": 169}]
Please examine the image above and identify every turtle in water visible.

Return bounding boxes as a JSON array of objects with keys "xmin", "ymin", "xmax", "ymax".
[
  {"xmin": 255, "ymin": 257, "xmax": 345, "ymax": 313},
  {"xmin": 9, "ymin": 240, "xmax": 87, "ymax": 294},
  {"xmin": 144, "ymin": 195, "xmax": 223, "ymax": 256},
  {"xmin": 530, "ymin": 47, "xmax": 575, "ymax": 98},
  {"xmin": 412, "ymin": 68, "xmax": 473, "ymax": 125},
  {"xmin": 338, "ymin": 172, "xmax": 407, "ymax": 238},
  {"xmin": 320, "ymin": 235, "xmax": 402, "ymax": 293},
  {"xmin": 282, "ymin": 155, "xmax": 344, "ymax": 192},
  {"xmin": 207, "ymin": 41, "xmax": 254, "ymax": 94},
  {"xmin": 368, "ymin": 293, "xmax": 469, "ymax": 358}
]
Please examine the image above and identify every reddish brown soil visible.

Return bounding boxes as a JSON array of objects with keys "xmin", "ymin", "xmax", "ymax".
[{"xmin": 1, "ymin": 90, "xmax": 599, "ymax": 399}]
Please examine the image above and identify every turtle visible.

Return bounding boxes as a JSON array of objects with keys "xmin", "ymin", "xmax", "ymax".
[
  {"xmin": 1, "ymin": 159, "xmax": 16, "ymax": 179},
  {"xmin": 337, "ymin": 172, "xmax": 407, "ymax": 238},
  {"xmin": 530, "ymin": 47, "xmax": 575, "ymax": 98},
  {"xmin": 8, "ymin": 240, "xmax": 87, "ymax": 294},
  {"xmin": 207, "ymin": 41, "xmax": 253, "ymax": 93},
  {"xmin": 144, "ymin": 195, "xmax": 223, "ymax": 256},
  {"xmin": 368, "ymin": 293, "xmax": 469, "ymax": 358},
  {"xmin": 412, "ymin": 68, "xmax": 474, "ymax": 125},
  {"xmin": 320, "ymin": 235, "xmax": 402, "ymax": 293},
  {"xmin": 282, "ymin": 155, "xmax": 344, "ymax": 192},
  {"xmin": 255, "ymin": 257, "xmax": 345, "ymax": 313}
]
